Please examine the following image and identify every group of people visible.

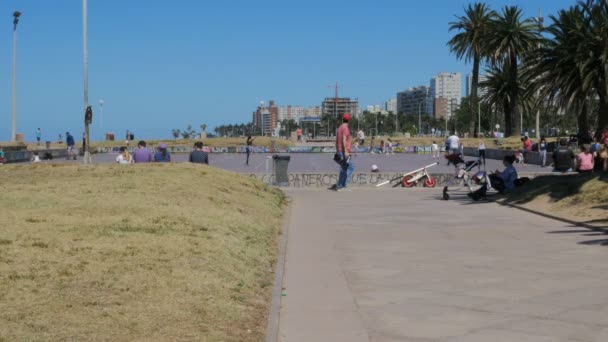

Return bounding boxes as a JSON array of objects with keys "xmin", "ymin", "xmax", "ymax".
[{"xmin": 115, "ymin": 140, "xmax": 209, "ymax": 165}]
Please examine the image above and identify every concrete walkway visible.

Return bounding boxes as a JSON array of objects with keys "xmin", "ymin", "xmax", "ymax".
[{"xmin": 278, "ymin": 188, "xmax": 608, "ymax": 342}]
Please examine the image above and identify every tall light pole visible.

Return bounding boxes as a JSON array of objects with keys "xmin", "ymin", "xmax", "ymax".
[
  {"xmin": 11, "ymin": 11, "xmax": 21, "ymax": 142},
  {"xmin": 82, "ymin": 0, "xmax": 92, "ymax": 164}
]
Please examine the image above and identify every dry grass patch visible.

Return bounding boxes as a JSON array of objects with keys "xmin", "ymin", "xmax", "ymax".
[
  {"xmin": 502, "ymin": 174, "xmax": 608, "ymax": 226},
  {"xmin": 0, "ymin": 163, "xmax": 285, "ymax": 341}
]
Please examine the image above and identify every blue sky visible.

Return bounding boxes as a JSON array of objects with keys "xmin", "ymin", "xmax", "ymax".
[{"xmin": 0, "ymin": 0, "xmax": 575, "ymax": 141}]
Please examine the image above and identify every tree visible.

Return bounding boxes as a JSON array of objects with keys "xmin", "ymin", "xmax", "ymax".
[
  {"xmin": 579, "ymin": 0, "xmax": 608, "ymax": 138},
  {"xmin": 200, "ymin": 123, "xmax": 207, "ymax": 134},
  {"xmin": 526, "ymin": 6, "xmax": 592, "ymax": 139},
  {"xmin": 486, "ymin": 6, "xmax": 539, "ymax": 137},
  {"xmin": 448, "ymin": 2, "xmax": 495, "ymax": 136},
  {"xmin": 171, "ymin": 129, "xmax": 181, "ymax": 140}
]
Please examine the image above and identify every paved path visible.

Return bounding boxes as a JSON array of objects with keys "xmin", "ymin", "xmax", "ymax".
[{"xmin": 279, "ymin": 188, "xmax": 608, "ymax": 341}]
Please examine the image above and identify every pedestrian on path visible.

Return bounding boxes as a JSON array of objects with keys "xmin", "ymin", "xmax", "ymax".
[
  {"xmin": 36, "ymin": 128, "xmax": 42, "ymax": 146},
  {"xmin": 246, "ymin": 135, "xmax": 254, "ymax": 165},
  {"xmin": 329, "ymin": 113, "xmax": 354, "ymax": 191},
  {"xmin": 478, "ymin": 138, "xmax": 486, "ymax": 167}
]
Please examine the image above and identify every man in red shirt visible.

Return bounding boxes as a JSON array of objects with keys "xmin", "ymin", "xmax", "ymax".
[{"xmin": 330, "ymin": 113, "xmax": 354, "ymax": 191}]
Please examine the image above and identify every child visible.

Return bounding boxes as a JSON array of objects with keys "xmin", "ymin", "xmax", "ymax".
[
  {"xmin": 515, "ymin": 150, "xmax": 525, "ymax": 166},
  {"xmin": 32, "ymin": 152, "xmax": 41, "ymax": 163},
  {"xmin": 379, "ymin": 140, "xmax": 385, "ymax": 154},
  {"xmin": 431, "ymin": 141, "xmax": 439, "ymax": 159}
]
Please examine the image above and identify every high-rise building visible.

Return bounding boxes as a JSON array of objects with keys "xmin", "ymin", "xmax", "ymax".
[
  {"xmin": 304, "ymin": 106, "xmax": 322, "ymax": 118},
  {"xmin": 278, "ymin": 106, "xmax": 322, "ymax": 123},
  {"xmin": 366, "ymin": 104, "xmax": 383, "ymax": 113},
  {"xmin": 252, "ymin": 100, "xmax": 278, "ymax": 136},
  {"xmin": 385, "ymin": 98, "xmax": 397, "ymax": 113},
  {"xmin": 397, "ymin": 86, "xmax": 432, "ymax": 116},
  {"xmin": 322, "ymin": 97, "xmax": 361, "ymax": 118},
  {"xmin": 430, "ymin": 72, "xmax": 461, "ymax": 119},
  {"xmin": 466, "ymin": 73, "xmax": 488, "ymax": 98}
]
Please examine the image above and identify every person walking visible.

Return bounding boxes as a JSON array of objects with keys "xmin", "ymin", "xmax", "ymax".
[
  {"xmin": 66, "ymin": 132, "xmax": 76, "ymax": 160},
  {"xmin": 478, "ymin": 138, "xmax": 486, "ymax": 167},
  {"xmin": 246, "ymin": 135, "xmax": 254, "ymax": 165},
  {"xmin": 539, "ymin": 137, "xmax": 547, "ymax": 167},
  {"xmin": 329, "ymin": 113, "xmax": 354, "ymax": 191},
  {"xmin": 189, "ymin": 141, "xmax": 209, "ymax": 164},
  {"xmin": 132, "ymin": 140, "xmax": 153, "ymax": 163},
  {"xmin": 36, "ymin": 128, "xmax": 42, "ymax": 146},
  {"xmin": 432, "ymin": 141, "xmax": 439, "ymax": 159}
]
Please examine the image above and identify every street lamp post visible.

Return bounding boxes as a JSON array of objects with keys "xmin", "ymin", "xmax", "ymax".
[{"xmin": 11, "ymin": 11, "xmax": 21, "ymax": 142}]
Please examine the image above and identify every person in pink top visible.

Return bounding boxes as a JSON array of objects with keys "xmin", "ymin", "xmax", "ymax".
[
  {"xmin": 329, "ymin": 113, "xmax": 354, "ymax": 191},
  {"xmin": 577, "ymin": 145, "xmax": 594, "ymax": 173}
]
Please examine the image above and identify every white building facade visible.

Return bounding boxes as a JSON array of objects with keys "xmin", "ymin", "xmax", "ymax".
[{"xmin": 430, "ymin": 72, "xmax": 462, "ymax": 119}]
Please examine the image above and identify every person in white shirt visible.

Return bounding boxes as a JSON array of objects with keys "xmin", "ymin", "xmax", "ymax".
[
  {"xmin": 478, "ymin": 138, "xmax": 486, "ymax": 166},
  {"xmin": 116, "ymin": 146, "xmax": 134, "ymax": 164},
  {"xmin": 357, "ymin": 130, "xmax": 365, "ymax": 146},
  {"xmin": 446, "ymin": 134, "xmax": 460, "ymax": 155},
  {"xmin": 32, "ymin": 152, "xmax": 41, "ymax": 163},
  {"xmin": 431, "ymin": 141, "xmax": 439, "ymax": 159}
]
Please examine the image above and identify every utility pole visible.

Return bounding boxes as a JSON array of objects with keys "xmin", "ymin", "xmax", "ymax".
[
  {"xmin": 82, "ymin": 0, "xmax": 92, "ymax": 164},
  {"xmin": 11, "ymin": 11, "xmax": 21, "ymax": 142}
]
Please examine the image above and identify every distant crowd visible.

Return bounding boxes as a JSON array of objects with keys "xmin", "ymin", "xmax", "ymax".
[{"xmin": 115, "ymin": 140, "xmax": 209, "ymax": 165}]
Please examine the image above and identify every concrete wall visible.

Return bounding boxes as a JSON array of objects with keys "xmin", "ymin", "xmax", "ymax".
[
  {"xmin": 3, "ymin": 148, "xmax": 72, "ymax": 163},
  {"xmin": 248, "ymin": 172, "xmax": 454, "ymax": 188}
]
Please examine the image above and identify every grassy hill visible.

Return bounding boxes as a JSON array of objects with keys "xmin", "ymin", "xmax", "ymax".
[{"xmin": 0, "ymin": 163, "xmax": 285, "ymax": 341}]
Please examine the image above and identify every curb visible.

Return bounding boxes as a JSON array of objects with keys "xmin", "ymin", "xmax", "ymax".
[
  {"xmin": 498, "ymin": 201, "xmax": 608, "ymax": 233},
  {"xmin": 265, "ymin": 197, "xmax": 292, "ymax": 342}
]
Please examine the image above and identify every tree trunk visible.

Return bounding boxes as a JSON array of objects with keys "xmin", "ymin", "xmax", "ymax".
[
  {"xmin": 577, "ymin": 100, "xmax": 590, "ymax": 138},
  {"xmin": 509, "ymin": 55, "xmax": 521, "ymax": 137},
  {"xmin": 596, "ymin": 92, "xmax": 608, "ymax": 140},
  {"xmin": 503, "ymin": 99, "xmax": 511, "ymax": 137},
  {"xmin": 469, "ymin": 55, "xmax": 480, "ymax": 136}
]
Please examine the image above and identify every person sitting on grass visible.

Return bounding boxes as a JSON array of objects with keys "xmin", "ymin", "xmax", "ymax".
[
  {"xmin": 553, "ymin": 138, "xmax": 576, "ymax": 172},
  {"xmin": 116, "ymin": 146, "xmax": 133, "ymax": 164},
  {"xmin": 189, "ymin": 141, "xmax": 209, "ymax": 165},
  {"xmin": 490, "ymin": 155, "xmax": 518, "ymax": 194},
  {"xmin": 577, "ymin": 145, "xmax": 594, "ymax": 174},
  {"xmin": 154, "ymin": 143, "xmax": 171, "ymax": 162}
]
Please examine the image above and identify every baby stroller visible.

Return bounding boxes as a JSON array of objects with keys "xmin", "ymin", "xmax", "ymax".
[{"xmin": 442, "ymin": 154, "xmax": 493, "ymax": 201}]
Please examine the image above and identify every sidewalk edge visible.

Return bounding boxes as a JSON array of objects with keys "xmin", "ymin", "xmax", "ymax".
[{"xmin": 265, "ymin": 195, "xmax": 291, "ymax": 342}]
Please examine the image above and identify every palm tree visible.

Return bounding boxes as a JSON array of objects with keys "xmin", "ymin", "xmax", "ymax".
[
  {"xmin": 485, "ymin": 6, "xmax": 539, "ymax": 137},
  {"xmin": 578, "ymin": 0, "xmax": 608, "ymax": 138},
  {"xmin": 525, "ymin": 6, "xmax": 592, "ymax": 139},
  {"xmin": 448, "ymin": 2, "xmax": 495, "ymax": 136}
]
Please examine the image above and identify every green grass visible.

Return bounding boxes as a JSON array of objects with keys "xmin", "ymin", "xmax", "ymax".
[{"xmin": 0, "ymin": 163, "xmax": 285, "ymax": 341}]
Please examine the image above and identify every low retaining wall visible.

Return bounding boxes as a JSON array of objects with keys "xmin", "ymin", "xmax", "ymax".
[
  {"xmin": 248, "ymin": 171, "xmax": 545, "ymax": 189},
  {"xmin": 2, "ymin": 148, "xmax": 73, "ymax": 163},
  {"xmin": 249, "ymin": 172, "xmax": 452, "ymax": 188}
]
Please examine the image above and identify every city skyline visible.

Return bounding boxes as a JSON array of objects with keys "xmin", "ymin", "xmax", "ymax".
[{"xmin": 0, "ymin": 0, "xmax": 573, "ymax": 141}]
